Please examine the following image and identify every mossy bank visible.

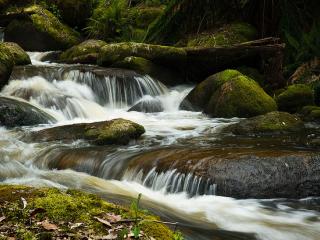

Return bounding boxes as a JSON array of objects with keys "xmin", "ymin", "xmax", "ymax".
[{"xmin": 0, "ymin": 185, "xmax": 179, "ymax": 240}]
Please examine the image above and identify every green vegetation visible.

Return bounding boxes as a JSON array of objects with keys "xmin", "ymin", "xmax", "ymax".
[
  {"xmin": 276, "ymin": 84, "xmax": 315, "ymax": 113},
  {"xmin": 0, "ymin": 185, "xmax": 179, "ymax": 240}
]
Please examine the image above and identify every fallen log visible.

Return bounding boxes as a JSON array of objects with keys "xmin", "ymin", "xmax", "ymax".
[{"xmin": 185, "ymin": 37, "xmax": 285, "ymax": 88}]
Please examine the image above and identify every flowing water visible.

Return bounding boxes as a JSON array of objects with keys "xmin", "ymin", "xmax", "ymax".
[{"xmin": 1, "ymin": 52, "xmax": 320, "ymax": 240}]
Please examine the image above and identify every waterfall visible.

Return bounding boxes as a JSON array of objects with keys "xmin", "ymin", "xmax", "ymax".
[{"xmin": 123, "ymin": 167, "xmax": 216, "ymax": 196}]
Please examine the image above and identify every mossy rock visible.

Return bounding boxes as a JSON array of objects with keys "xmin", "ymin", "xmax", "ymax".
[
  {"xmin": 59, "ymin": 39, "xmax": 107, "ymax": 64},
  {"xmin": 0, "ymin": 42, "xmax": 30, "ymax": 88},
  {"xmin": 300, "ymin": 105, "xmax": 320, "ymax": 122},
  {"xmin": 0, "ymin": 96, "xmax": 56, "ymax": 127},
  {"xmin": 180, "ymin": 69, "xmax": 277, "ymax": 118},
  {"xmin": 187, "ymin": 22, "xmax": 257, "ymax": 48},
  {"xmin": 0, "ymin": 185, "xmax": 176, "ymax": 240},
  {"xmin": 0, "ymin": 42, "xmax": 31, "ymax": 65},
  {"xmin": 112, "ymin": 56, "xmax": 184, "ymax": 86},
  {"xmin": 29, "ymin": 118, "xmax": 145, "ymax": 145},
  {"xmin": 224, "ymin": 111, "xmax": 304, "ymax": 135},
  {"xmin": 236, "ymin": 66, "xmax": 265, "ymax": 86},
  {"xmin": 4, "ymin": 5, "xmax": 81, "ymax": 51},
  {"xmin": 97, "ymin": 42, "xmax": 187, "ymax": 69},
  {"xmin": 276, "ymin": 84, "xmax": 315, "ymax": 113}
]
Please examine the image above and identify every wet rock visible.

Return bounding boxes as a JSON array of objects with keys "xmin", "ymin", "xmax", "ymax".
[
  {"xmin": 186, "ymin": 22, "xmax": 257, "ymax": 48},
  {"xmin": 112, "ymin": 56, "xmax": 184, "ymax": 86},
  {"xmin": 39, "ymin": 51, "xmax": 62, "ymax": 63},
  {"xmin": 97, "ymin": 42, "xmax": 187, "ymax": 70},
  {"xmin": 4, "ymin": 5, "xmax": 80, "ymax": 51},
  {"xmin": 276, "ymin": 84, "xmax": 314, "ymax": 113},
  {"xmin": 0, "ymin": 96, "xmax": 56, "ymax": 127},
  {"xmin": 29, "ymin": 118, "xmax": 145, "ymax": 145},
  {"xmin": 224, "ymin": 111, "xmax": 304, "ymax": 135},
  {"xmin": 180, "ymin": 69, "xmax": 277, "ymax": 118},
  {"xmin": 59, "ymin": 39, "xmax": 107, "ymax": 64},
  {"xmin": 0, "ymin": 42, "xmax": 30, "ymax": 89},
  {"xmin": 128, "ymin": 147, "xmax": 320, "ymax": 199},
  {"xmin": 128, "ymin": 97, "xmax": 164, "ymax": 113}
]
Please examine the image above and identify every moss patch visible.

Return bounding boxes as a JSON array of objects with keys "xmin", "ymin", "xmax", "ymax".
[
  {"xmin": 187, "ymin": 22, "xmax": 257, "ymax": 48},
  {"xmin": 276, "ymin": 84, "xmax": 315, "ymax": 113},
  {"xmin": 0, "ymin": 42, "xmax": 31, "ymax": 65},
  {"xmin": 59, "ymin": 39, "xmax": 106, "ymax": 64},
  {"xmin": 0, "ymin": 185, "xmax": 176, "ymax": 240}
]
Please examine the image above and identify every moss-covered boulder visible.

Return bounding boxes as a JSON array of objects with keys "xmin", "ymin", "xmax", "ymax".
[
  {"xmin": 59, "ymin": 39, "xmax": 107, "ymax": 64},
  {"xmin": 0, "ymin": 96, "xmax": 56, "ymax": 127},
  {"xmin": 112, "ymin": 56, "xmax": 184, "ymax": 86},
  {"xmin": 224, "ymin": 111, "xmax": 304, "ymax": 135},
  {"xmin": 0, "ymin": 185, "xmax": 176, "ymax": 240},
  {"xmin": 180, "ymin": 70, "xmax": 277, "ymax": 118},
  {"xmin": 98, "ymin": 42, "xmax": 187, "ymax": 69},
  {"xmin": 276, "ymin": 84, "xmax": 315, "ymax": 113},
  {"xmin": 0, "ymin": 42, "xmax": 31, "ymax": 88},
  {"xmin": 4, "ymin": 5, "xmax": 81, "ymax": 51},
  {"xmin": 300, "ymin": 106, "xmax": 320, "ymax": 122},
  {"xmin": 187, "ymin": 22, "xmax": 257, "ymax": 48},
  {"xmin": 29, "ymin": 118, "xmax": 145, "ymax": 145}
]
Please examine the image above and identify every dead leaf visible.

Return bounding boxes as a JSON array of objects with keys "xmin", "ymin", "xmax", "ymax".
[
  {"xmin": 93, "ymin": 217, "xmax": 112, "ymax": 228},
  {"xmin": 0, "ymin": 216, "xmax": 6, "ymax": 222},
  {"xmin": 102, "ymin": 233, "xmax": 117, "ymax": 240},
  {"xmin": 21, "ymin": 197, "xmax": 27, "ymax": 209},
  {"xmin": 69, "ymin": 222, "xmax": 84, "ymax": 229},
  {"xmin": 106, "ymin": 213, "xmax": 121, "ymax": 223},
  {"xmin": 38, "ymin": 220, "xmax": 58, "ymax": 231}
]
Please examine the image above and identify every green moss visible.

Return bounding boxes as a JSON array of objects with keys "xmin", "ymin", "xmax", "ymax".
[
  {"xmin": 225, "ymin": 111, "xmax": 304, "ymax": 135},
  {"xmin": 84, "ymin": 119, "xmax": 145, "ymax": 145},
  {"xmin": 187, "ymin": 22, "xmax": 257, "ymax": 48},
  {"xmin": 276, "ymin": 84, "xmax": 315, "ymax": 113},
  {"xmin": 0, "ymin": 42, "xmax": 31, "ymax": 65},
  {"xmin": 27, "ymin": 5, "xmax": 80, "ymax": 48},
  {"xmin": 300, "ymin": 105, "xmax": 320, "ymax": 122},
  {"xmin": 59, "ymin": 39, "xmax": 106, "ymax": 64},
  {"xmin": 0, "ymin": 185, "xmax": 176, "ymax": 239},
  {"xmin": 98, "ymin": 42, "xmax": 187, "ymax": 67},
  {"xmin": 237, "ymin": 66, "xmax": 265, "ymax": 86},
  {"xmin": 127, "ymin": 6, "xmax": 164, "ymax": 29}
]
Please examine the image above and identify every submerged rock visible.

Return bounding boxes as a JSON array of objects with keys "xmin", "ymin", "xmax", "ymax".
[
  {"xmin": 4, "ymin": 5, "xmax": 80, "ymax": 51},
  {"xmin": 128, "ymin": 147, "xmax": 320, "ymax": 199},
  {"xmin": 30, "ymin": 118, "xmax": 145, "ymax": 145},
  {"xmin": 0, "ymin": 96, "xmax": 56, "ymax": 127},
  {"xmin": 224, "ymin": 111, "xmax": 304, "ymax": 135},
  {"xmin": 97, "ymin": 42, "xmax": 187, "ymax": 69},
  {"xmin": 0, "ymin": 42, "xmax": 30, "ymax": 89},
  {"xmin": 59, "ymin": 39, "xmax": 107, "ymax": 64},
  {"xmin": 0, "ymin": 185, "xmax": 175, "ymax": 240},
  {"xmin": 187, "ymin": 22, "xmax": 257, "ymax": 48},
  {"xmin": 112, "ymin": 56, "xmax": 184, "ymax": 86},
  {"xmin": 276, "ymin": 84, "xmax": 315, "ymax": 113},
  {"xmin": 180, "ymin": 69, "xmax": 277, "ymax": 118},
  {"xmin": 128, "ymin": 97, "xmax": 164, "ymax": 113}
]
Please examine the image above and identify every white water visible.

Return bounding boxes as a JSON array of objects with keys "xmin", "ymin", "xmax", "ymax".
[{"xmin": 0, "ymin": 53, "xmax": 320, "ymax": 240}]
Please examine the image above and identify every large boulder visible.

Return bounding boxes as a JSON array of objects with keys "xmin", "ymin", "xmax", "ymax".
[
  {"xmin": 97, "ymin": 42, "xmax": 187, "ymax": 69},
  {"xmin": 59, "ymin": 39, "xmax": 107, "ymax": 64},
  {"xmin": 127, "ymin": 147, "xmax": 320, "ymax": 199},
  {"xmin": 4, "ymin": 5, "xmax": 81, "ymax": 51},
  {"xmin": 0, "ymin": 97, "xmax": 56, "ymax": 127},
  {"xmin": 180, "ymin": 70, "xmax": 277, "ymax": 118},
  {"xmin": 224, "ymin": 111, "xmax": 304, "ymax": 135},
  {"xmin": 186, "ymin": 22, "xmax": 257, "ymax": 48},
  {"xmin": 111, "ymin": 56, "xmax": 184, "ymax": 86},
  {"xmin": 29, "ymin": 118, "xmax": 145, "ymax": 145},
  {"xmin": 276, "ymin": 84, "xmax": 315, "ymax": 113},
  {"xmin": 0, "ymin": 42, "xmax": 30, "ymax": 89}
]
